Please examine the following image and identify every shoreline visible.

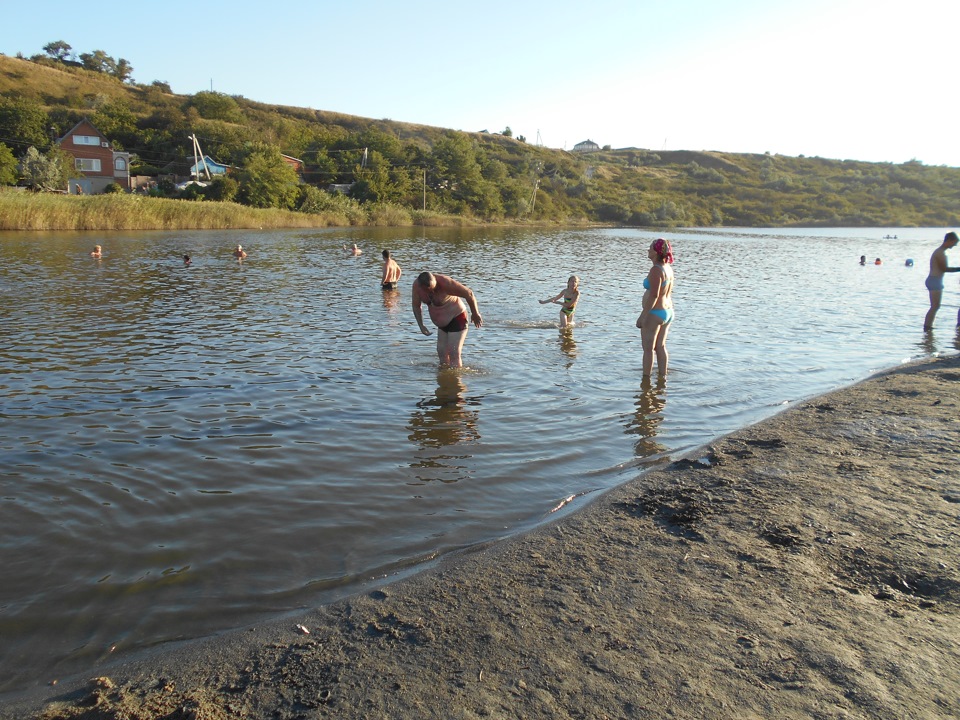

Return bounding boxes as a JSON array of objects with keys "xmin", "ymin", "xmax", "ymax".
[{"xmin": 6, "ymin": 355, "xmax": 960, "ymax": 719}]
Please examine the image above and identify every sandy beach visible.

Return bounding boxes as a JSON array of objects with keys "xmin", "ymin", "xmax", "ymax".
[{"xmin": 6, "ymin": 354, "xmax": 959, "ymax": 720}]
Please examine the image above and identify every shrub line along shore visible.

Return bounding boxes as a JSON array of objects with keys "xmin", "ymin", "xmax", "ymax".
[
  {"xmin": 0, "ymin": 191, "xmax": 588, "ymax": 231},
  {"xmin": 4, "ymin": 358, "xmax": 959, "ymax": 719}
]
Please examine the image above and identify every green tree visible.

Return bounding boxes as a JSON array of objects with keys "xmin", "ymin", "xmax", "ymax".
[
  {"xmin": 43, "ymin": 40, "xmax": 72, "ymax": 61},
  {"xmin": 113, "ymin": 58, "xmax": 134, "ymax": 82},
  {"xmin": 91, "ymin": 98, "xmax": 138, "ymax": 147},
  {"xmin": 202, "ymin": 176, "xmax": 239, "ymax": 202},
  {"xmin": 0, "ymin": 142, "xmax": 18, "ymax": 185},
  {"xmin": 429, "ymin": 132, "xmax": 497, "ymax": 215},
  {"xmin": 18, "ymin": 146, "xmax": 76, "ymax": 191},
  {"xmin": 0, "ymin": 96, "xmax": 51, "ymax": 151},
  {"xmin": 188, "ymin": 92, "xmax": 243, "ymax": 123},
  {"xmin": 234, "ymin": 144, "xmax": 300, "ymax": 209},
  {"xmin": 350, "ymin": 149, "xmax": 414, "ymax": 204},
  {"xmin": 79, "ymin": 49, "xmax": 114, "ymax": 74}
]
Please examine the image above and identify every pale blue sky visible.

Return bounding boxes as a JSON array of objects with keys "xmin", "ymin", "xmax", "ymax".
[{"xmin": 2, "ymin": 0, "xmax": 956, "ymax": 165}]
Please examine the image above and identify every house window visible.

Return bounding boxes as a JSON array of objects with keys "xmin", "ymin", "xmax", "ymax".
[
  {"xmin": 75, "ymin": 158, "xmax": 102, "ymax": 172},
  {"xmin": 72, "ymin": 135, "xmax": 102, "ymax": 146},
  {"xmin": 114, "ymin": 157, "xmax": 126, "ymax": 171}
]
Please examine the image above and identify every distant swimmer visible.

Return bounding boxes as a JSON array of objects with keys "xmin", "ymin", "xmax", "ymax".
[
  {"xmin": 874, "ymin": 258, "xmax": 883, "ymax": 265},
  {"xmin": 540, "ymin": 275, "xmax": 580, "ymax": 329},
  {"xmin": 412, "ymin": 271, "xmax": 482, "ymax": 368},
  {"xmin": 381, "ymin": 249, "xmax": 402, "ymax": 290},
  {"xmin": 905, "ymin": 258, "xmax": 914, "ymax": 267},
  {"xmin": 183, "ymin": 254, "xmax": 192, "ymax": 266},
  {"xmin": 923, "ymin": 231, "xmax": 960, "ymax": 331},
  {"xmin": 90, "ymin": 245, "xmax": 102, "ymax": 258},
  {"xmin": 344, "ymin": 243, "xmax": 362, "ymax": 256},
  {"xmin": 233, "ymin": 244, "xmax": 247, "ymax": 260},
  {"xmin": 859, "ymin": 255, "xmax": 867, "ymax": 265},
  {"xmin": 636, "ymin": 238, "xmax": 675, "ymax": 378}
]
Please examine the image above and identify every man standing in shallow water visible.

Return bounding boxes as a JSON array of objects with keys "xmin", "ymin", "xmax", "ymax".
[
  {"xmin": 412, "ymin": 271, "xmax": 483, "ymax": 368},
  {"xmin": 923, "ymin": 231, "xmax": 960, "ymax": 331},
  {"xmin": 381, "ymin": 249, "xmax": 402, "ymax": 290}
]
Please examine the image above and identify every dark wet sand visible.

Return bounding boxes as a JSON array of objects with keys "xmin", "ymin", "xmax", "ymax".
[{"xmin": 7, "ymin": 355, "xmax": 960, "ymax": 720}]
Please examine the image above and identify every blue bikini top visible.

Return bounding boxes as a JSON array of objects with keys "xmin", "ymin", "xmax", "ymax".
[{"xmin": 643, "ymin": 277, "xmax": 651, "ymax": 290}]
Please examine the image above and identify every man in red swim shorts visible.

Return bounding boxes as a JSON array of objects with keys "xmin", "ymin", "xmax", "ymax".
[{"xmin": 412, "ymin": 271, "xmax": 483, "ymax": 368}]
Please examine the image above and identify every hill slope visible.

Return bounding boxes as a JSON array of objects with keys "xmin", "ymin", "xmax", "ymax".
[{"xmin": 2, "ymin": 53, "xmax": 959, "ymax": 226}]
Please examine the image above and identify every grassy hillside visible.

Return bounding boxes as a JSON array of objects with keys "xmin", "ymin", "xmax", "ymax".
[{"xmin": 3, "ymin": 52, "xmax": 959, "ymax": 227}]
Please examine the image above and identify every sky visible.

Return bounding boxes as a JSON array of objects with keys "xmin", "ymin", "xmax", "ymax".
[{"xmin": 2, "ymin": 0, "xmax": 957, "ymax": 166}]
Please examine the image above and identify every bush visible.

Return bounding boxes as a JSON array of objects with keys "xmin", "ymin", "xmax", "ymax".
[
  {"xmin": 297, "ymin": 185, "xmax": 366, "ymax": 224},
  {"xmin": 202, "ymin": 176, "xmax": 239, "ymax": 202},
  {"xmin": 103, "ymin": 182, "xmax": 125, "ymax": 194}
]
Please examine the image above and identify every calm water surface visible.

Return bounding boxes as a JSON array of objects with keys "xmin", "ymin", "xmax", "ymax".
[{"xmin": 1, "ymin": 226, "xmax": 957, "ymax": 695}]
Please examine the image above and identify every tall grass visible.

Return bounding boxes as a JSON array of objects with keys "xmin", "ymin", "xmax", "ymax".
[
  {"xmin": 0, "ymin": 190, "xmax": 487, "ymax": 231},
  {"xmin": 0, "ymin": 191, "xmax": 334, "ymax": 231}
]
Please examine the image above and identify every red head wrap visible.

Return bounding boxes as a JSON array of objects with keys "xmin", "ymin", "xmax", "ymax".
[{"xmin": 652, "ymin": 238, "xmax": 674, "ymax": 264}]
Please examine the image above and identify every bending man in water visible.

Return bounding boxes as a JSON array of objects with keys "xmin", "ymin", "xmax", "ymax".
[
  {"xmin": 923, "ymin": 231, "xmax": 960, "ymax": 331},
  {"xmin": 412, "ymin": 271, "xmax": 483, "ymax": 368}
]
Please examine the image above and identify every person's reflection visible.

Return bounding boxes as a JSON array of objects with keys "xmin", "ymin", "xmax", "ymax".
[
  {"xmin": 624, "ymin": 376, "xmax": 668, "ymax": 460},
  {"xmin": 558, "ymin": 328, "xmax": 578, "ymax": 367},
  {"xmin": 407, "ymin": 370, "xmax": 481, "ymax": 482},
  {"xmin": 382, "ymin": 287, "xmax": 400, "ymax": 312},
  {"xmin": 916, "ymin": 331, "xmax": 938, "ymax": 357}
]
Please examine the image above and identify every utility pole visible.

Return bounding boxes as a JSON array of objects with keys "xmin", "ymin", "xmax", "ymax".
[
  {"xmin": 188, "ymin": 134, "xmax": 211, "ymax": 181},
  {"xmin": 422, "ymin": 169, "xmax": 426, "ymax": 211}
]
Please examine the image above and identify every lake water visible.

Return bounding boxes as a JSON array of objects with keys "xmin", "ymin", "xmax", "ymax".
[{"xmin": 1, "ymin": 225, "xmax": 957, "ymax": 697}]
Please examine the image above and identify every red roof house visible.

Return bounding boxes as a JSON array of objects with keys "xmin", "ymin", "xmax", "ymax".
[{"xmin": 57, "ymin": 119, "xmax": 131, "ymax": 194}]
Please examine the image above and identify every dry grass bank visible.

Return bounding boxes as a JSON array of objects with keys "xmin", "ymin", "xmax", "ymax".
[
  {"xmin": 0, "ymin": 190, "xmax": 582, "ymax": 232},
  {"xmin": 0, "ymin": 190, "xmax": 358, "ymax": 231}
]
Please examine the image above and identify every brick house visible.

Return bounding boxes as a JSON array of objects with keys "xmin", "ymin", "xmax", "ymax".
[
  {"xmin": 57, "ymin": 119, "xmax": 131, "ymax": 194},
  {"xmin": 281, "ymin": 154, "xmax": 304, "ymax": 179}
]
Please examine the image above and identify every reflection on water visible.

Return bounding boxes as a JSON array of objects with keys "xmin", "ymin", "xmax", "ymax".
[
  {"xmin": 624, "ymin": 377, "xmax": 668, "ymax": 461},
  {"xmin": 558, "ymin": 328, "xmax": 578, "ymax": 366},
  {"xmin": 407, "ymin": 370, "xmax": 481, "ymax": 482},
  {"xmin": 382, "ymin": 287, "xmax": 402, "ymax": 312},
  {"xmin": 916, "ymin": 326, "xmax": 960, "ymax": 357}
]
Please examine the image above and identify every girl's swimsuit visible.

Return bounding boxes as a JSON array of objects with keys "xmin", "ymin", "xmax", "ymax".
[{"xmin": 561, "ymin": 296, "xmax": 576, "ymax": 316}]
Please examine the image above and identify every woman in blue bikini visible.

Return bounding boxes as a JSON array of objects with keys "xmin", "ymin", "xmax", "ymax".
[{"xmin": 636, "ymin": 238, "xmax": 675, "ymax": 378}]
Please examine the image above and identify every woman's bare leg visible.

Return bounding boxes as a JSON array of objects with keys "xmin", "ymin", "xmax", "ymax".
[
  {"xmin": 654, "ymin": 324, "xmax": 670, "ymax": 376},
  {"xmin": 641, "ymin": 321, "xmax": 660, "ymax": 377}
]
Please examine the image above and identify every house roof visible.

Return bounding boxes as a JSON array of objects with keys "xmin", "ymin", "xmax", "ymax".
[{"xmin": 57, "ymin": 118, "xmax": 108, "ymax": 144}]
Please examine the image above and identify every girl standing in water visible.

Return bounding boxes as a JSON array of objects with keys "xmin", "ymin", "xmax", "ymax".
[
  {"xmin": 540, "ymin": 275, "xmax": 580, "ymax": 328},
  {"xmin": 636, "ymin": 238, "xmax": 674, "ymax": 377}
]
